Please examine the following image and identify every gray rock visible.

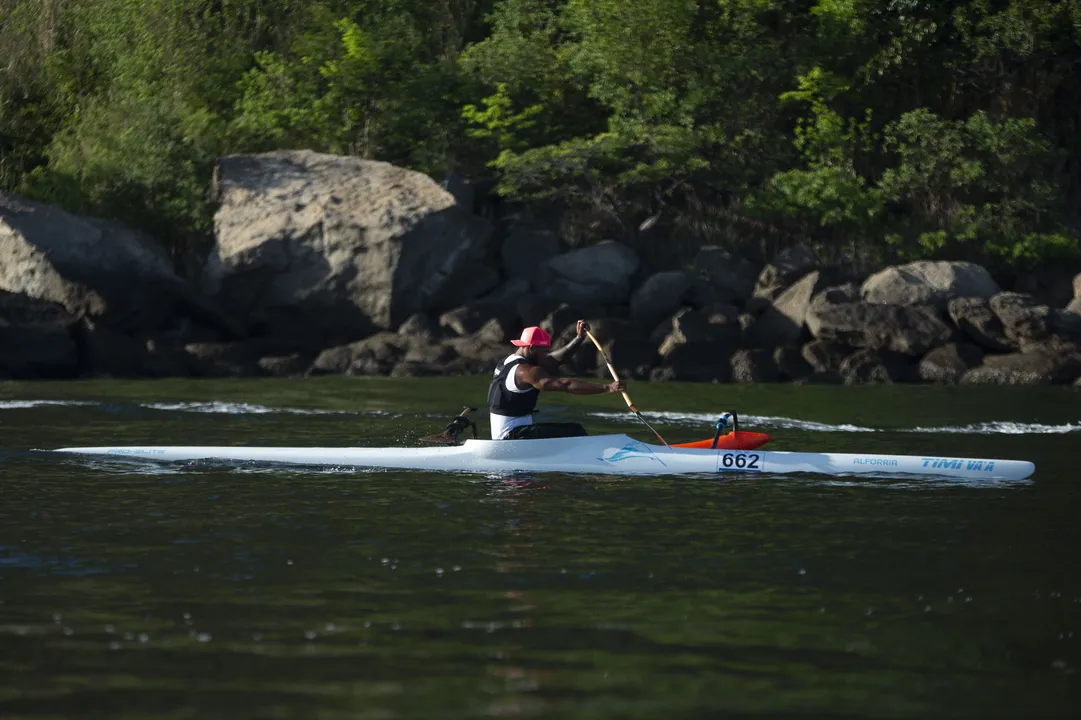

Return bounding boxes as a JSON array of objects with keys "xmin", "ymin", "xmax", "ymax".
[
  {"xmin": 989, "ymin": 292, "xmax": 1050, "ymax": 346},
  {"xmin": 746, "ymin": 271, "xmax": 827, "ymax": 348},
  {"xmin": 919, "ymin": 343, "xmax": 984, "ymax": 384},
  {"xmin": 184, "ymin": 339, "xmax": 295, "ymax": 377},
  {"xmin": 754, "ymin": 246, "xmax": 817, "ymax": 298},
  {"xmin": 516, "ymin": 294, "xmax": 561, "ymax": 329},
  {"xmin": 258, "ymin": 354, "xmax": 311, "ymax": 377},
  {"xmin": 801, "ymin": 339, "xmax": 853, "ymax": 374},
  {"xmin": 205, "ymin": 151, "xmax": 494, "ymax": 343},
  {"xmin": 731, "ymin": 348, "xmax": 780, "ymax": 383},
  {"xmin": 1067, "ymin": 297, "xmax": 1081, "ymax": 315},
  {"xmin": 839, "ymin": 349, "xmax": 917, "ymax": 385},
  {"xmin": 397, "ymin": 313, "xmax": 441, "ymax": 341},
  {"xmin": 0, "ymin": 289, "xmax": 81, "ymax": 379},
  {"xmin": 439, "ymin": 299, "xmax": 515, "ymax": 339},
  {"xmin": 774, "ymin": 346, "xmax": 813, "ymax": 381},
  {"xmin": 74, "ymin": 319, "xmax": 154, "ymax": 378},
  {"xmin": 743, "ymin": 296, "xmax": 772, "ymax": 315},
  {"xmin": 687, "ymin": 246, "xmax": 757, "ymax": 307},
  {"xmin": 807, "ymin": 297, "xmax": 953, "ymax": 356},
  {"xmin": 1, "ymin": 193, "xmax": 235, "ymax": 336},
  {"xmin": 960, "ymin": 350, "xmax": 1081, "ymax": 385},
  {"xmin": 861, "ymin": 261, "xmax": 999, "ymax": 310},
  {"xmin": 309, "ymin": 332, "xmax": 407, "ymax": 376},
  {"xmin": 594, "ymin": 336, "xmax": 659, "ymax": 380},
  {"xmin": 536, "ymin": 241, "xmax": 639, "ymax": 306},
  {"xmin": 1048, "ymin": 309, "xmax": 1081, "ymax": 347},
  {"xmin": 655, "ymin": 341, "xmax": 733, "ymax": 382},
  {"xmin": 445, "ymin": 319, "xmax": 514, "ymax": 374},
  {"xmin": 540, "ymin": 303, "xmax": 605, "ymax": 343},
  {"xmin": 658, "ymin": 308, "xmax": 741, "ymax": 356},
  {"xmin": 0, "ymin": 295, "xmax": 79, "ymax": 380},
  {"xmin": 403, "ymin": 341, "xmax": 459, "ymax": 365},
  {"xmin": 501, "ymin": 229, "xmax": 560, "ymax": 285},
  {"xmin": 629, "ymin": 271, "xmax": 690, "ymax": 329},
  {"xmin": 1075, "ymin": 272, "xmax": 1081, "ymax": 299},
  {"xmin": 948, "ymin": 297, "xmax": 1012, "ymax": 351}
]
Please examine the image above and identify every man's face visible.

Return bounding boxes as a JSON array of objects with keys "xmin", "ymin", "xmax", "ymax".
[{"xmin": 527, "ymin": 345, "xmax": 550, "ymax": 363}]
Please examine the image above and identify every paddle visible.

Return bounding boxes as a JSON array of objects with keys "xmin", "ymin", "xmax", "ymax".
[{"xmin": 584, "ymin": 330, "xmax": 669, "ymax": 447}]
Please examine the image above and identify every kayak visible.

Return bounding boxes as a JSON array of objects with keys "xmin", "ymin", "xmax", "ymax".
[{"xmin": 53, "ymin": 433, "xmax": 1034, "ymax": 480}]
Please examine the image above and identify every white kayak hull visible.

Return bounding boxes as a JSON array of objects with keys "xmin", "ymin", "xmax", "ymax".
[{"xmin": 53, "ymin": 434, "xmax": 1035, "ymax": 481}]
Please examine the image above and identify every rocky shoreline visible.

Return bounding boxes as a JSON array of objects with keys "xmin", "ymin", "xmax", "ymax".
[{"xmin": 3, "ymin": 150, "xmax": 1081, "ymax": 386}]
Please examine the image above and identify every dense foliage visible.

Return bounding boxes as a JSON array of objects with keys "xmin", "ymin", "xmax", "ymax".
[{"xmin": 2, "ymin": 0, "xmax": 1078, "ymax": 271}]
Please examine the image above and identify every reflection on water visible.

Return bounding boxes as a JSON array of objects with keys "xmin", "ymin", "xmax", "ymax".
[{"xmin": 0, "ymin": 379, "xmax": 1078, "ymax": 718}]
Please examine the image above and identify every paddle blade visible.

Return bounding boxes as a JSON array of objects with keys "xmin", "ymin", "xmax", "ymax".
[{"xmin": 419, "ymin": 430, "xmax": 460, "ymax": 445}]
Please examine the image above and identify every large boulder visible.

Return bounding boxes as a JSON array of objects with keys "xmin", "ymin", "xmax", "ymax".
[
  {"xmin": 0, "ymin": 289, "xmax": 80, "ymax": 379},
  {"xmin": 731, "ymin": 348, "xmax": 781, "ymax": 383},
  {"xmin": 686, "ymin": 246, "xmax": 757, "ymax": 307},
  {"xmin": 658, "ymin": 308, "xmax": 741, "ymax": 355},
  {"xmin": 655, "ymin": 341, "xmax": 733, "ymax": 382},
  {"xmin": 947, "ymin": 297, "xmax": 1012, "ymax": 351},
  {"xmin": 774, "ymin": 346, "xmax": 813, "ymax": 381},
  {"xmin": 308, "ymin": 332, "xmax": 411, "ymax": 376},
  {"xmin": 535, "ymin": 241, "xmax": 639, "ymax": 306},
  {"xmin": 801, "ymin": 339, "xmax": 853, "ymax": 374},
  {"xmin": 918, "ymin": 342, "xmax": 984, "ymax": 384},
  {"xmin": 629, "ymin": 271, "xmax": 690, "ymax": 329},
  {"xmin": 205, "ymin": 151, "xmax": 494, "ymax": 345},
  {"xmin": 807, "ymin": 290, "xmax": 953, "ymax": 355},
  {"xmin": 861, "ymin": 261, "xmax": 999, "ymax": 310},
  {"xmin": 1074, "ymin": 272, "xmax": 1081, "ymax": 299},
  {"xmin": 753, "ymin": 246, "xmax": 817, "ymax": 299},
  {"xmin": 989, "ymin": 292, "xmax": 1050, "ymax": 347},
  {"xmin": 745, "ymin": 271, "xmax": 828, "ymax": 348},
  {"xmin": 0, "ymin": 193, "xmax": 233, "ymax": 336},
  {"xmin": 961, "ymin": 350, "xmax": 1081, "ymax": 385},
  {"xmin": 438, "ymin": 280, "xmax": 527, "ymax": 339},
  {"xmin": 594, "ymin": 335, "xmax": 659, "ymax": 381},
  {"xmin": 839, "ymin": 349, "xmax": 915, "ymax": 385}
]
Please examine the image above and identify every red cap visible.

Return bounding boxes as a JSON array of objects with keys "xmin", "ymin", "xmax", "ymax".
[{"xmin": 511, "ymin": 326, "xmax": 551, "ymax": 347}]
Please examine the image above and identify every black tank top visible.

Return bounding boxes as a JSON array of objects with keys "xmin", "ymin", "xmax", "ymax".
[{"xmin": 487, "ymin": 356, "xmax": 539, "ymax": 417}]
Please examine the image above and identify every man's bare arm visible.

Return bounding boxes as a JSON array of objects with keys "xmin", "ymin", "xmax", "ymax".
[
  {"xmin": 543, "ymin": 320, "xmax": 590, "ymax": 370},
  {"xmin": 517, "ymin": 364, "xmax": 624, "ymax": 395}
]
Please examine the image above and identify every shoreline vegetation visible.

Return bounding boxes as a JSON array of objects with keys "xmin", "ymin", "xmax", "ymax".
[{"xmin": 2, "ymin": 1, "xmax": 1081, "ymax": 385}]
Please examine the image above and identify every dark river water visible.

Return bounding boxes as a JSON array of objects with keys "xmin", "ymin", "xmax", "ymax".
[{"xmin": 1, "ymin": 378, "xmax": 1079, "ymax": 718}]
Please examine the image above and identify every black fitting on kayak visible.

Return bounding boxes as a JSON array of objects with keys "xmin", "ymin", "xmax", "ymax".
[{"xmin": 710, "ymin": 412, "xmax": 739, "ymax": 449}]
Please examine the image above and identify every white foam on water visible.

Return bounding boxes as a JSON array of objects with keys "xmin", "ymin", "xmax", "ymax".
[
  {"xmin": 589, "ymin": 411, "xmax": 1080, "ymax": 435},
  {"xmin": 905, "ymin": 421, "xmax": 1081, "ymax": 435},
  {"xmin": 0, "ymin": 400, "xmax": 98, "ymax": 410},
  {"xmin": 141, "ymin": 401, "xmax": 343, "ymax": 415}
]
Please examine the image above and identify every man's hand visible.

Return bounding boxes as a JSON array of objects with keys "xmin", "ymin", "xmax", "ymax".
[
  {"xmin": 576, "ymin": 320, "xmax": 591, "ymax": 338},
  {"xmin": 606, "ymin": 379, "xmax": 627, "ymax": 393}
]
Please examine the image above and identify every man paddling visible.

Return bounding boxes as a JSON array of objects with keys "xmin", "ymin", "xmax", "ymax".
[{"xmin": 488, "ymin": 321, "xmax": 626, "ymax": 440}]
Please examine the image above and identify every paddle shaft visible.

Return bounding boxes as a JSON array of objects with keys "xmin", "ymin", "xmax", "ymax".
[{"xmin": 584, "ymin": 330, "xmax": 669, "ymax": 447}]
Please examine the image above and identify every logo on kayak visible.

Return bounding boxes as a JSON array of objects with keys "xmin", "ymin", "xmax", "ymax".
[
  {"xmin": 852, "ymin": 457, "xmax": 899, "ymax": 467},
  {"xmin": 600, "ymin": 441, "xmax": 667, "ymax": 467},
  {"xmin": 922, "ymin": 457, "xmax": 995, "ymax": 472}
]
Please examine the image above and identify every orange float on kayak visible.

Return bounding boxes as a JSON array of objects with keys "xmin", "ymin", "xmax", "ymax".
[{"xmin": 672, "ymin": 431, "xmax": 771, "ymax": 451}]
